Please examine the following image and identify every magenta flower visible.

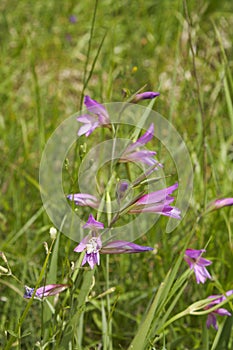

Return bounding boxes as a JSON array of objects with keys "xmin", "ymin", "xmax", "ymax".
[
  {"xmin": 208, "ymin": 198, "xmax": 233, "ymax": 211},
  {"xmin": 69, "ymin": 15, "xmax": 77, "ymax": 23},
  {"xmin": 184, "ymin": 249, "xmax": 212, "ymax": 284},
  {"xmin": 82, "ymin": 213, "xmax": 104, "ymax": 230},
  {"xmin": 100, "ymin": 240, "xmax": 153, "ymax": 254},
  {"xmin": 24, "ymin": 284, "xmax": 69, "ymax": 299},
  {"xmin": 67, "ymin": 193, "xmax": 99, "ymax": 208},
  {"xmin": 74, "ymin": 214, "xmax": 153, "ymax": 269},
  {"xmin": 116, "ymin": 180, "xmax": 130, "ymax": 203},
  {"xmin": 74, "ymin": 214, "xmax": 104, "ymax": 269},
  {"xmin": 205, "ymin": 290, "xmax": 233, "ymax": 330},
  {"xmin": 128, "ymin": 183, "xmax": 181, "ymax": 219},
  {"xmin": 77, "ymin": 96, "xmax": 110, "ymax": 137},
  {"xmin": 132, "ymin": 91, "xmax": 160, "ymax": 103},
  {"xmin": 120, "ymin": 124, "xmax": 162, "ymax": 166},
  {"xmin": 74, "ymin": 234, "xmax": 102, "ymax": 269}
]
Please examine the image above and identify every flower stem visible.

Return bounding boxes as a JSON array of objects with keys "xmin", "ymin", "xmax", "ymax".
[{"xmin": 4, "ymin": 238, "xmax": 56, "ymax": 350}]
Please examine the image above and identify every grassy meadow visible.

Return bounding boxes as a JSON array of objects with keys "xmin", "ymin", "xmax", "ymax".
[{"xmin": 1, "ymin": 0, "xmax": 233, "ymax": 349}]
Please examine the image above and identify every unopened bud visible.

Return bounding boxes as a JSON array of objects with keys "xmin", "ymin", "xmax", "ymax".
[
  {"xmin": 132, "ymin": 91, "xmax": 160, "ymax": 103},
  {"xmin": 49, "ymin": 226, "xmax": 57, "ymax": 240},
  {"xmin": 207, "ymin": 198, "xmax": 233, "ymax": 212}
]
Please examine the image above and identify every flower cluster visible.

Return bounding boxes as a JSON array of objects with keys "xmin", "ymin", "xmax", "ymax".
[
  {"xmin": 68, "ymin": 93, "xmax": 181, "ymax": 270},
  {"xmin": 184, "ymin": 248, "xmax": 233, "ymax": 328},
  {"xmin": 76, "ymin": 93, "xmax": 160, "ymax": 137},
  {"xmin": 74, "ymin": 214, "xmax": 153, "ymax": 269},
  {"xmin": 25, "ymin": 91, "xmax": 180, "ymax": 300},
  {"xmin": 22, "ymin": 91, "xmax": 232, "ymax": 337},
  {"xmin": 183, "ymin": 194, "xmax": 233, "ymax": 329}
]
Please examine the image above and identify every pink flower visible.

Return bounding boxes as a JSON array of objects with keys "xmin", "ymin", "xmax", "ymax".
[
  {"xmin": 132, "ymin": 91, "xmax": 160, "ymax": 102},
  {"xmin": 67, "ymin": 193, "xmax": 99, "ymax": 208},
  {"xmin": 77, "ymin": 96, "xmax": 110, "ymax": 137},
  {"xmin": 205, "ymin": 290, "xmax": 233, "ymax": 330},
  {"xmin": 128, "ymin": 183, "xmax": 181, "ymax": 219},
  {"xmin": 74, "ymin": 214, "xmax": 153, "ymax": 269},
  {"xmin": 120, "ymin": 124, "xmax": 162, "ymax": 167},
  {"xmin": 184, "ymin": 249, "xmax": 212, "ymax": 284},
  {"xmin": 24, "ymin": 284, "xmax": 69, "ymax": 299},
  {"xmin": 208, "ymin": 198, "xmax": 233, "ymax": 211}
]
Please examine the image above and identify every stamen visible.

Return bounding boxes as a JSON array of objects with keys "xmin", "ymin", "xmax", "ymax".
[{"xmin": 86, "ymin": 237, "xmax": 99, "ymax": 254}]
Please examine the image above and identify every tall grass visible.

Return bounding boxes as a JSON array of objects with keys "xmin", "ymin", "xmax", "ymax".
[{"xmin": 1, "ymin": 0, "xmax": 233, "ymax": 349}]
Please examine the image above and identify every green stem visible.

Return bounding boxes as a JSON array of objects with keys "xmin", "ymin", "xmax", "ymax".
[
  {"xmin": 4, "ymin": 238, "xmax": 56, "ymax": 350},
  {"xmin": 105, "ymin": 254, "xmax": 112, "ymax": 350},
  {"xmin": 157, "ymin": 309, "xmax": 190, "ymax": 334},
  {"xmin": 71, "ymin": 251, "xmax": 85, "ymax": 284},
  {"xmin": 79, "ymin": 0, "xmax": 99, "ymax": 109},
  {"xmin": 183, "ymin": 0, "xmax": 207, "ymax": 209}
]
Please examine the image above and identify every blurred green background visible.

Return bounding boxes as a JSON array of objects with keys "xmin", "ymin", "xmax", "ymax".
[{"xmin": 1, "ymin": 0, "xmax": 233, "ymax": 348}]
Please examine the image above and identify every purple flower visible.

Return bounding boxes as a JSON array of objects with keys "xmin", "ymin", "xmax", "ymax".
[
  {"xmin": 77, "ymin": 96, "xmax": 110, "ymax": 137},
  {"xmin": 208, "ymin": 198, "xmax": 233, "ymax": 211},
  {"xmin": 83, "ymin": 214, "xmax": 104, "ymax": 230},
  {"xmin": 74, "ymin": 214, "xmax": 104, "ymax": 269},
  {"xmin": 69, "ymin": 15, "xmax": 77, "ymax": 23},
  {"xmin": 116, "ymin": 180, "xmax": 130, "ymax": 203},
  {"xmin": 24, "ymin": 284, "xmax": 69, "ymax": 299},
  {"xmin": 205, "ymin": 290, "xmax": 233, "ymax": 330},
  {"xmin": 67, "ymin": 193, "xmax": 99, "ymax": 208},
  {"xmin": 74, "ymin": 234, "xmax": 102, "ymax": 269},
  {"xmin": 120, "ymin": 124, "xmax": 162, "ymax": 167},
  {"xmin": 100, "ymin": 240, "xmax": 153, "ymax": 254},
  {"xmin": 128, "ymin": 183, "xmax": 181, "ymax": 219},
  {"xmin": 74, "ymin": 215, "xmax": 153, "ymax": 269},
  {"xmin": 132, "ymin": 91, "xmax": 160, "ymax": 103},
  {"xmin": 184, "ymin": 249, "xmax": 212, "ymax": 284}
]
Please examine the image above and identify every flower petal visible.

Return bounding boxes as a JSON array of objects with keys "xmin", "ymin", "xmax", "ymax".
[
  {"xmin": 74, "ymin": 235, "xmax": 90, "ymax": 252},
  {"xmin": 197, "ymin": 257, "xmax": 212, "ymax": 266},
  {"xmin": 206, "ymin": 313, "xmax": 218, "ymax": 330},
  {"xmin": 84, "ymin": 251, "xmax": 100, "ymax": 269},
  {"xmin": 36, "ymin": 284, "xmax": 69, "ymax": 297},
  {"xmin": 84, "ymin": 95, "xmax": 109, "ymax": 124},
  {"xmin": 185, "ymin": 249, "xmax": 206, "ymax": 259},
  {"xmin": 67, "ymin": 193, "xmax": 99, "ymax": 208},
  {"xmin": 24, "ymin": 284, "xmax": 68, "ymax": 299},
  {"xmin": 83, "ymin": 214, "xmax": 104, "ymax": 230},
  {"xmin": 78, "ymin": 122, "xmax": 99, "ymax": 137},
  {"xmin": 193, "ymin": 265, "xmax": 212, "ymax": 284},
  {"xmin": 211, "ymin": 198, "xmax": 233, "ymax": 210},
  {"xmin": 129, "ymin": 202, "xmax": 181, "ymax": 219},
  {"xmin": 214, "ymin": 308, "xmax": 231, "ymax": 317},
  {"xmin": 136, "ymin": 183, "xmax": 178, "ymax": 205},
  {"xmin": 101, "ymin": 240, "xmax": 153, "ymax": 254},
  {"xmin": 133, "ymin": 92, "xmax": 160, "ymax": 102}
]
